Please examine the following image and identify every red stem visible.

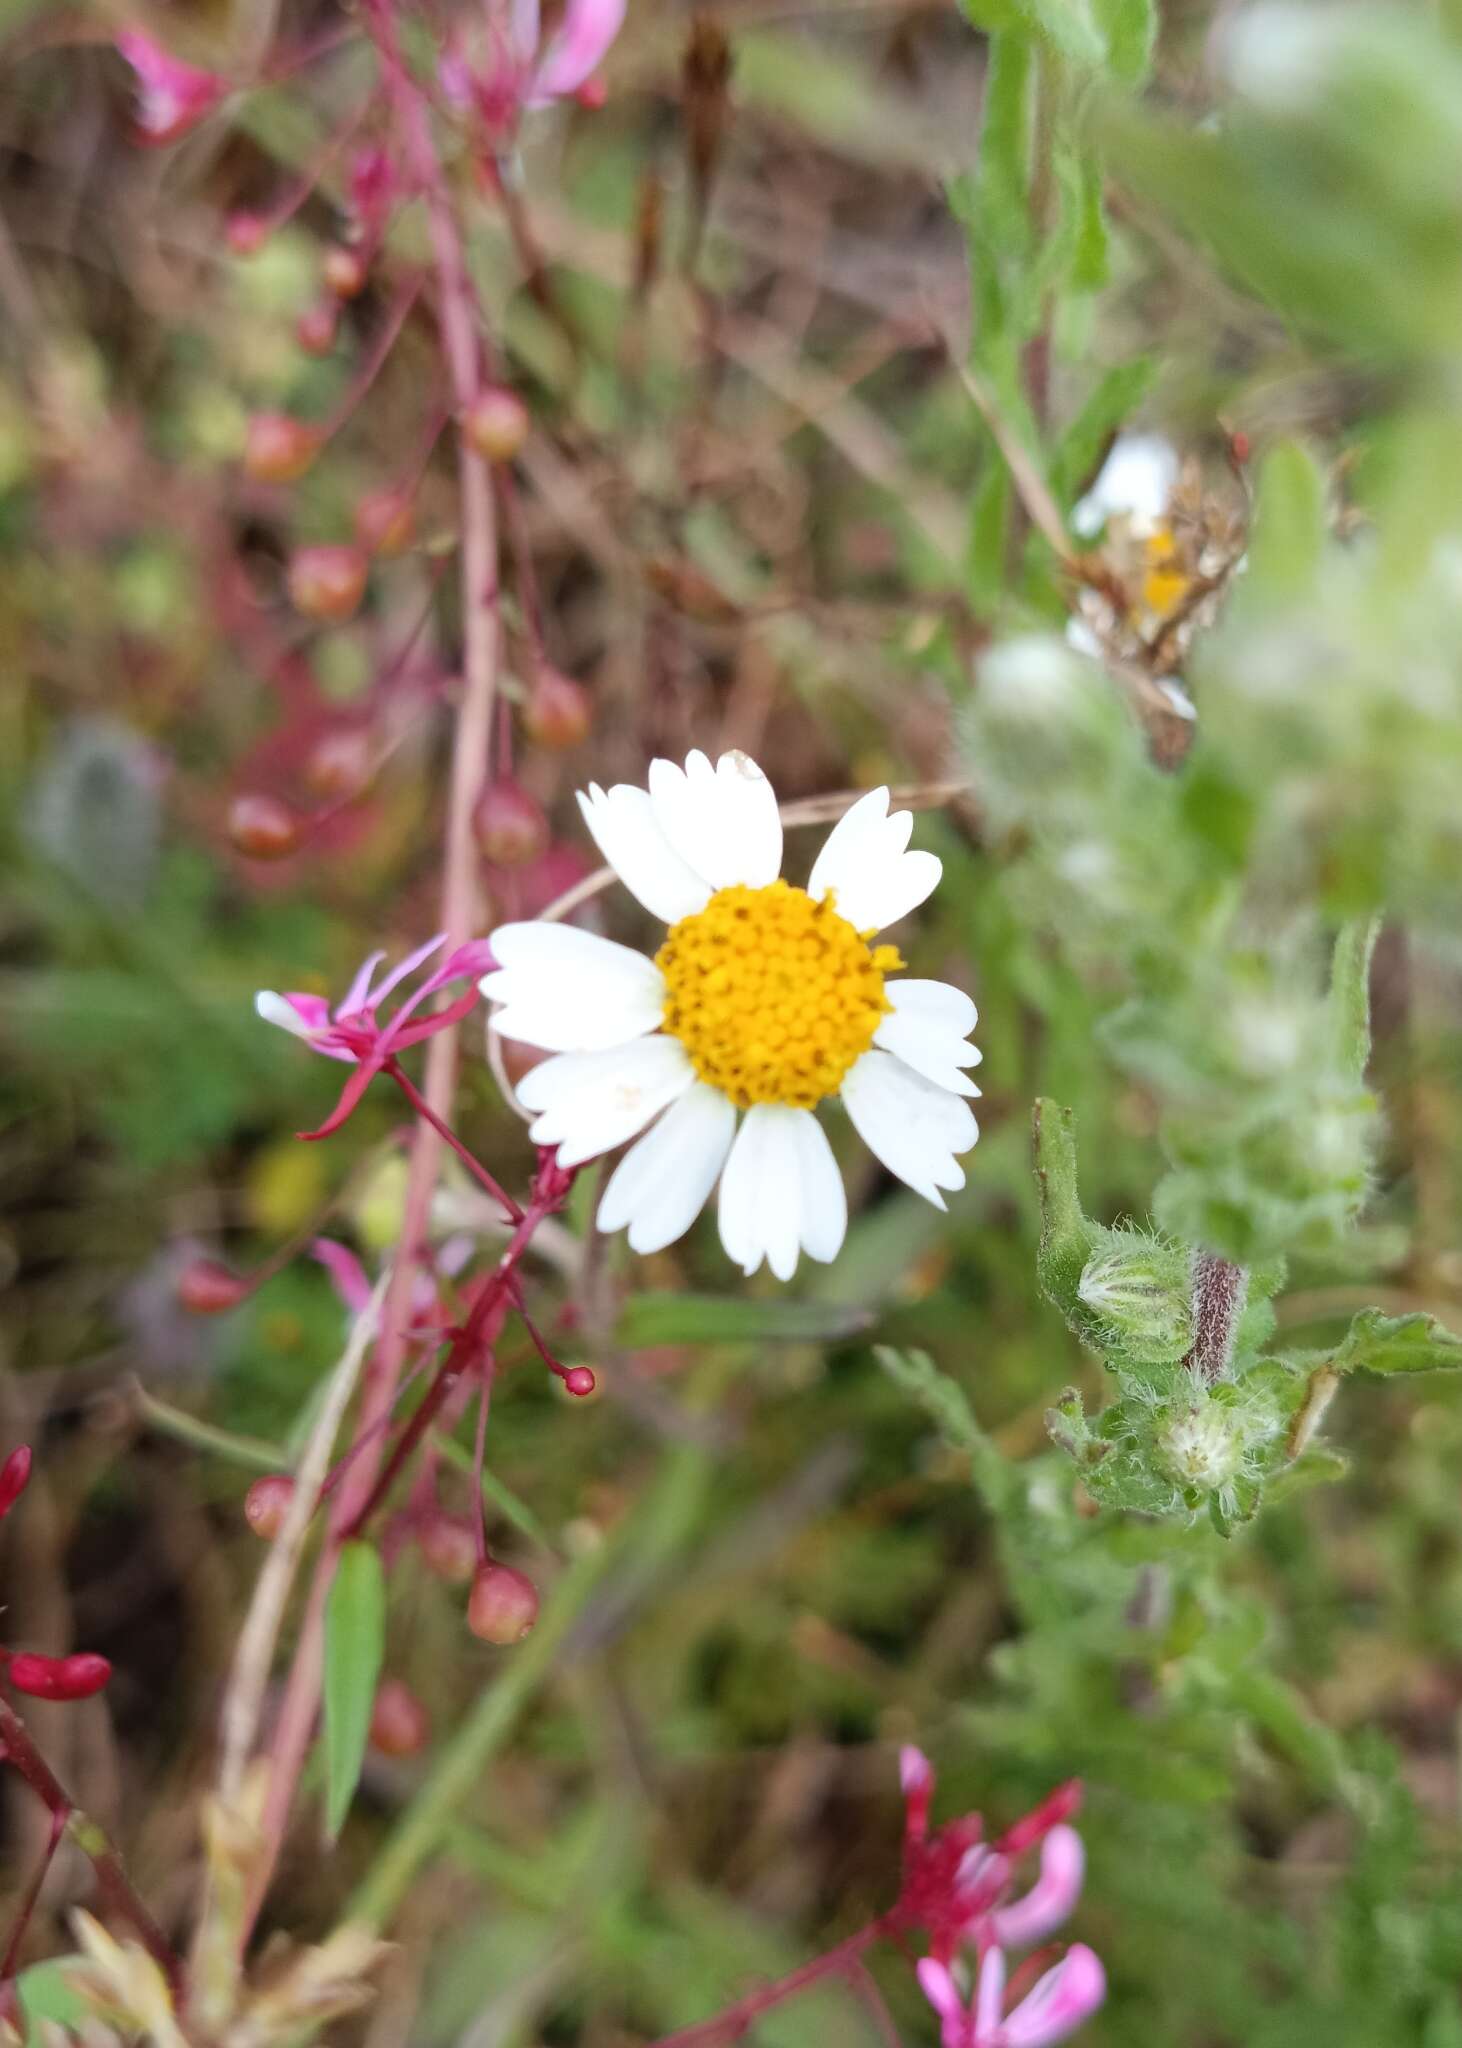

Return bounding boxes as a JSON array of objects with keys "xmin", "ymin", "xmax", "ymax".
[
  {"xmin": 649, "ymin": 1914, "xmax": 903, "ymax": 2048},
  {"xmin": 384, "ymin": 1060, "xmax": 523, "ymax": 1221}
]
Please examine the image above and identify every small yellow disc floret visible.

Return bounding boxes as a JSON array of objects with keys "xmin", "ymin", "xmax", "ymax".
[{"xmin": 656, "ymin": 880, "xmax": 902, "ymax": 1110}]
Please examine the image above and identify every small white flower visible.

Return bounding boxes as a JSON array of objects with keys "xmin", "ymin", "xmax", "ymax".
[
  {"xmin": 481, "ymin": 750, "xmax": 980, "ymax": 1279},
  {"xmin": 1071, "ymin": 432, "xmax": 1179, "ymax": 540}
]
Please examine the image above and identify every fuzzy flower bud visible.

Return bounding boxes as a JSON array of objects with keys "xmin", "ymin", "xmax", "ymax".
[
  {"xmin": 1158, "ymin": 1400, "xmax": 1245, "ymax": 1494},
  {"xmin": 288, "ymin": 544, "xmax": 368, "ymax": 622},
  {"xmin": 418, "ymin": 1509, "xmax": 479, "ymax": 1585},
  {"xmin": 1077, "ymin": 1238, "xmax": 1193, "ymax": 1362},
  {"xmin": 323, "ymin": 245, "xmax": 368, "ymax": 300},
  {"xmin": 176, "ymin": 1258, "xmax": 250, "ymax": 1314},
  {"xmin": 243, "ymin": 413, "xmax": 321, "ymax": 484},
  {"xmin": 523, "ymin": 666, "xmax": 591, "ymax": 749},
  {"xmin": 462, "ymin": 386, "xmax": 530, "ymax": 463},
  {"xmin": 473, "ymin": 780, "xmax": 550, "ymax": 868},
  {"xmin": 8, "ymin": 1651, "xmax": 112, "ymax": 1701},
  {"xmin": 244, "ymin": 1474, "xmax": 295, "ymax": 1539},
  {"xmin": 228, "ymin": 793, "xmax": 302, "ymax": 861},
  {"xmin": 369, "ymin": 1677, "xmax": 431, "ymax": 1757},
  {"xmin": 467, "ymin": 1562, "xmax": 540, "ymax": 1644}
]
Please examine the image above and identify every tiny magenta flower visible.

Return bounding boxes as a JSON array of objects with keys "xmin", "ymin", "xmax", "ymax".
[
  {"xmin": 177, "ymin": 1258, "xmax": 250, "ymax": 1315},
  {"xmin": 288, "ymin": 543, "xmax": 368, "ymax": 623},
  {"xmin": 462, "ymin": 385, "xmax": 530, "ymax": 463},
  {"xmin": 523, "ymin": 666, "xmax": 591, "ymax": 749},
  {"xmin": 918, "ymin": 1945, "xmax": 1106, "ymax": 2048},
  {"xmin": 244, "ymin": 1474, "xmax": 296, "ymax": 1539},
  {"xmin": 0, "ymin": 1447, "xmax": 31, "ymax": 1522},
  {"xmin": 7, "ymin": 1652, "xmax": 113, "ymax": 1703},
  {"xmin": 255, "ymin": 934, "xmax": 496, "ymax": 1139},
  {"xmin": 228, "ymin": 792, "xmax": 303, "ymax": 861},
  {"xmin": 116, "ymin": 30, "xmax": 225, "ymax": 146},
  {"xmin": 244, "ymin": 413, "xmax": 322, "ymax": 484},
  {"xmin": 525, "ymin": 0, "xmax": 626, "ymax": 106},
  {"xmin": 369, "ymin": 1677, "xmax": 431, "ymax": 1757},
  {"xmin": 473, "ymin": 780, "xmax": 550, "ymax": 868},
  {"xmin": 467, "ymin": 1562, "xmax": 540, "ymax": 1644}
]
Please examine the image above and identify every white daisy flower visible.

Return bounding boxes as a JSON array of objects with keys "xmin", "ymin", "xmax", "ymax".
[{"xmin": 480, "ymin": 750, "xmax": 980, "ymax": 1280}]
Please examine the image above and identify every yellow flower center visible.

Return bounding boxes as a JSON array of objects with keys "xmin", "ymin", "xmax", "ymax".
[
  {"xmin": 655, "ymin": 880, "xmax": 902, "ymax": 1110},
  {"xmin": 1139, "ymin": 527, "xmax": 1192, "ymax": 619}
]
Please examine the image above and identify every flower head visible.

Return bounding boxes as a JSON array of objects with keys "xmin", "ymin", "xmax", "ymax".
[
  {"xmin": 1071, "ymin": 432, "xmax": 1179, "ymax": 541},
  {"xmin": 257, "ymin": 935, "xmax": 494, "ymax": 1138},
  {"xmin": 481, "ymin": 751, "xmax": 980, "ymax": 1280},
  {"xmin": 440, "ymin": 0, "xmax": 625, "ymax": 137},
  {"xmin": 116, "ymin": 31, "xmax": 225, "ymax": 146},
  {"xmin": 918, "ymin": 1945, "xmax": 1106, "ymax": 2048}
]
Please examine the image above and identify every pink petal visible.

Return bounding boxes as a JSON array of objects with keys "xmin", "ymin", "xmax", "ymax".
[
  {"xmin": 368, "ymin": 933, "xmax": 447, "ymax": 1010},
  {"xmin": 901, "ymin": 1743, "xmax": 935, "ymax": 1845},
  {"xmin": 337, "ymin": 948, "xmax": 390, "ymax": 1020},
  {"xmin": 975, "ymin": 1947, "xmax": 1006, "ymax": 2040},
  {"xmin": 298, "ymin": 1058, "xmax": 381, "ymax": 1140},
  {"xmin": 1000, "ymin": 1947, "xmax": 1106, "ymax": 2048},
  {"xmin": 384, "ymin": 978, "xmax": 484, "ymax": 1052},
  {"xmin": 116, "ymin": 30, "xmax": 224, "ymax": 144},
  {"xmin": 917, "ymin": 1959, "xmax": 964, "ymax": 2022},
  {"xmin": 310, "ymin": 1238, "xmax": 374, "ymax": 1315},
  {"xmin": 527, "ymin": 0, "xmax": 625, "ymax": 103},
  {"xmin": 991, "ymin": 1827, "xmax": 1085, "ymax": 1950}
]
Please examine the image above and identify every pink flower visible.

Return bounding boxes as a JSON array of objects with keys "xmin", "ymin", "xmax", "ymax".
[
  {"xmin": 897, "ymin": 1749, "xmax": 1084, "ymax": 1962},
  {"xmin": 440, "ymin": 0, "xmax": 624, "ymax": 137},
  {"xmin": 311, "ymin": 1233, "xmax": 474, "ymax": 1325},
  {"xmin": 0, "ymin": 1447, "xmax": 111, "ymax": 1702},
  {"xmin": 918, "ymin": 1946, "xmax": 1106, "ymax": 2048},
  {"xmin": 256, "ymin": 935, "xmax": 495, "ymax": 1138},
  {"xmin": 116, "ymin": 30, "xmax": 225, "ymax": 146}
]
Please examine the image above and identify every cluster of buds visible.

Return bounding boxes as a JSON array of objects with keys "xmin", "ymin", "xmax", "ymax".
[
  {"xmin": 0, "ymin": 1448, "xmax": 111, "ymax": 1703},
  {"xmin": 897, "ymin": 1750, "xmax": 1104, "ymax": 2048}
]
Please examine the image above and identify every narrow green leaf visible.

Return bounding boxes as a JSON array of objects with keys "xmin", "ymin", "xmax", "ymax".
[
  {"xmin": 1245, "ymin": 440, "xmax": 1328, "ymax": 597},
  {"xmin": 1050, "ymin": 358, "xmax": 1157, "ymax": 505},
  {"xmin": 1328, "ymin": 917, "xmax": 1381, "ymax": 1080},
  {"xmin": 1032, "ymin": 1099, "xmax": 1100, "ymax": 1329},
  {"xmin": 324, "ymin": 1540, "xmax": 386, "ymax": 1838},
  {"xmin": 875, "ymin": 1347, "xmax": 1018, "ymax": 1512},
  {"xmin": 1333, "ymin": 1307, "xmax": 1462, "ymax": 1377},
  {"xmin": 613, "ymin": 1293, "xmax": 873, "ymax": 1349},
  {"xmin": 17, "ymin": 1960, "xmax": 87, "ymax": 2031},
  {"xmin": 1092, "ymin": 0, "xmax": 1157, "ymax": 84}
]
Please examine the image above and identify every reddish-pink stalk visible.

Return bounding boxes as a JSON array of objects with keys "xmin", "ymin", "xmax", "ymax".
[
  {"xmin": 649, "ymin": 1913, "xmax": 903, "ymax": 2048},
  {"xmin": 320, "ymin": 273, "xmax": 425, "ymax": 439},
  {"xmin": 0, "ymin": 1696, "xmax": 181, "ymax": 1994},
  {"xmin": 244, "ymin": 13, "xmax": 505, "ymax": 1934},
  {"xmin": 385, "ymin": 1060, "xmax": 523, "ymax": 1221}
]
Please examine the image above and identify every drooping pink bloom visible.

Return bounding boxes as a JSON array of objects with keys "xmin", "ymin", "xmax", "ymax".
[
  {"xmin": 116, "ymin": 30, "xmax": 225, "ymax": 146},
  {"xmin": 917, "ymin": 1945, "xmax": 1106, "ymax": 2048},
  {"xmin": 896, "ymin": 1748, "xmax": 1084, "ymax": 1962},
  {"xmin": 256, "ymin": 935, "xmax": 495, "ymax": 1138},
  {"xmin": 440, "ymin": 0, "xmax": 625, "ymax": 138}
]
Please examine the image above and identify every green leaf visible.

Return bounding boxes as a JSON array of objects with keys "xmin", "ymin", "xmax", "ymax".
[
  {"xmin": 1032, "ymin": 1099, "xmax": 1100, "ymax": 1331},
  {"xmin": 17, "ymin": 1959, "xmax": 87, "ymax": 2031},
  {"xmin": 613, "ymin": 1294, "xmax": 873, "ymax": 1349},
  {"xmin": 875, "ymin": 1346, "xmax": 1018, "ymax": 1512},
  {"xmin": 1333, "ymin": 1307, "xmax": 1462, "ymax": 1376},
  {"xmin": 1246, "ymin": 441, "xmax": 1328, "ymax": 597},
  {"xmin": 323, "ymin": 1540, "xmax": 386, "ymax": 1839},
  {"xmin": 1092, "ymin": 0, "xmax": 1157, "ymax": 84},
  {"xmin": 1050, "ymin": 358, "xmax": 1157, "ymax": 505},
  {"xmin": 1328, "ymin": 917, "xmax": 1380, "ymax": 1080}
]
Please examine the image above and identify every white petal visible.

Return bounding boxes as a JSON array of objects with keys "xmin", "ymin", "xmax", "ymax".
[
  {"xmin": 481, "ymin": 921, "xmax": 664, "ymax": 1052},
  {"xmin": 1072, "ymin": 431, "xmax": 1179, "ymax": 539},
  {"xmin": 517, "ymin": 1037, "xmax": 694, "ymax": 1168},
  {"xmin": 255, "ymin": 990, "xmax": 315, "ymax": 1039},
  {"xmin": 647, "ymin": 750, "xmax": 783, "ymax": 891},
  {"xmin": 716, "ymin": 1104, "xmax": 845, "ymax": 1281},
  {"xmin": 807, "ymin": 787, "xmax": 941, "ymax": 933},
  {"xmin": 874, "ymin": 978, "xmax": 983, "ymax": 1097},
  {"xmin": 577, "ymin": 782, "xmax": 710, "ymax": 924},
  {"xmin": 840, "ymin": 1048, "xmax": 977, "ymax": 1208},
  {"xmin": 597, "ymin": 1083, "xmax": 736, "ymax": 1253}
]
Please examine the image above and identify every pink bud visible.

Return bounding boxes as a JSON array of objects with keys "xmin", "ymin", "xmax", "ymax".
[
  {"xmin": 369, "ymin": 1677, "xmax": 431, "ymax": 1757},
  {"xmin": 418, "ymin": 1509, "xmax": 479, "ymax": 1585},
  {"xmin": 349, "ymin": 147, "xmax": 396, "ymax": 235},
  {"xmin": 243, "ymin": 413, "xmax": 322, "ymax": 484},
  {"xmin": 472, "ymin": 780, "xmax": 549, "ymax": 868},
  {"xmin": 462, "ymin": 386, "xmax": 530, "ymax": 464},
  {"xmin": 288, "ymin": 544, "xmax": 368, "ymax": 622},
  {"xmin": 244, "ymin": 1474, "xmax": 295, "ymax": 1539},
  {"xmin": 297, "ymin": 301, "xmax": 341, "ymax": 357},
  {"xmin": 522, "ymin": 666, "xmax": 591, "ymax": 750},
  {"xmin": 323, "ymin": 246, "xmax": 368, "ymax": 300},
  {"xmin": 467, "ymin": 1562, "xmax": 539, "ymax": 1645},
  {"xmin": 228, "ymin": 793, "xmax": 302, "ymax": 861},
  {"xmin": 8, "ymin": 1652, "xmax": 111, "ymax": 1701},
  {"xmin": 574, "ymin": 76, "xmax": 609, "ymax": 110},
  {"xmin": 562, "ymin": 1366, "xmax": 597, "ymax": 1398},
  {"xmin": 304, "ymin": 725, "xmax": 374, "ymax": 800},
  {"xmin": 116, "ymin": 31, "xmax": 224, "ymax": 147},
  {"xmin": 227, "ymin": 211, "xmax": 269, "ymax": 256},
  {"xmin": 177, "ymin": 1258, "xmax": 250, "ymax": 1315},
  {"xmin": 354, "ymin": 486, "xmax": 415, "ymax": 558},
  {"xmin": 0, "ymin": 1447, "xmax": 31, "ymax": 1522}
]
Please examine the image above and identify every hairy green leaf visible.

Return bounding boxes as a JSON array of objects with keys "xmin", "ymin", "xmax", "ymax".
[{"xmin": 1333, "ymin": 1308, "xmax": 1462, "ymax": 1376}]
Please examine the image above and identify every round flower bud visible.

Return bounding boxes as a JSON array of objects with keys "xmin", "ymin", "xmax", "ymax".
[
  {"xmin": 1077, "ymin": 1238, "xmax": 1193, "ymax": 1362},
  {"xmin": 462, "ymin": 386, "xmax": 530, "ymax": 463},
  {"xmin": 467, "ymin": 1562, "xmax": 539, "ymax": 1645},
  {"xmin": 287, "ymin": 543, "xmax": 367, "ymax": 622},
  {"xmin": 227, "ymin": 792, "xmax": 302, "ymax": 861},
  {"xmin": 243, "ymin": 413, "xmax": 321, "ymax": 484},
  {"xmin": 1158, "ymin": 1402, "xmax": 1244, "ymax": 1494},
  {"xmin": 523, "ymin": 667, "xmax": 591, "ymax": 750},
  {"xmin": 305, "ymin": 725, "xmax": 374, "ymax": 800},
  {"xmin": 297, "ymin": 300, "xmax": 340, "ymax": 356},
  {"xmin": 562, "ymin": 1366, "xmax": 597, "ymax": 1398},
  {"xmin": 227, "ymin": 211, "xmax": 269, "ymax": 256},
  {"xmin": 244, "ymin": 1473, "xmax": 295, "ymax": 1539},
  {"xmin": 323, "ymin": 245, "xmax": 368, "ymax": 299},
  {"xmin": 369, "ymin": 1677, "xmax": 431, "ymax": 1757},
  {"xmin": 417, "ymin": 1508, "xmax": 478, "ymax": 1585},
  {"xmin": 8, "ymin": 1652, "xmax": 111, "ymax": 1701},
  {"xmin": 177, "ymin": 1258, "xmax": 250, "ymax": 1315},
  {"xmin": 0, "ymin": 1447, "xmax": 32, "ymax": 1520},
  {"xmin": 354, "ymin": 486, "xmax": 415, "ymax": 558},
  {"xmin": 472, "ymin": 779, "xmax": 549, "ymax": 868}
]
